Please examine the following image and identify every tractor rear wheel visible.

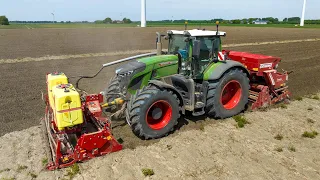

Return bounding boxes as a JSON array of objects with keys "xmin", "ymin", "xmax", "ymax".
[
  {"xmin": 205, "ymin": 68, "xmax": 249, "ymax": 118},
  {"xmin": 127, "ymin": 86, "xmax": 180, "ymax": 139},
  {"xmin": 104, "ymin": 76, "xmax": 121, "ymax": 112}
]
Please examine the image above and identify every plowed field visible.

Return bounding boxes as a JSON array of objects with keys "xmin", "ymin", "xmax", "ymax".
[{"xmin": 0, "ymin": 26, "xmax": 319, "ymax": 142}]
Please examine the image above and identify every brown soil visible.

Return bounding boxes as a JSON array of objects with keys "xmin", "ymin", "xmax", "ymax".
[
  {"xmin": 1, "ymin": 27, "xmax": 320, "ymax": 160},
  {"xmin": 0, "ymin": 97, "xmax": 319, "ymax": 180},
  {"xmin": 1, "ymin": 39, "xmax": 320, "ymax": 137},
  {"xmin": 1, "ymin": 27, "xmax": 320, "ymax": 59}
]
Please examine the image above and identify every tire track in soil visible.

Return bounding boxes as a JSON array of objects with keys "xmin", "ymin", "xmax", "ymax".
[
  {"xmin": 2, "ymin": 26, "xmax": 320, "ymax": 59},
  {"xmin": 1, "ymin": 38, "xmax": 319, "ymax": 64}
]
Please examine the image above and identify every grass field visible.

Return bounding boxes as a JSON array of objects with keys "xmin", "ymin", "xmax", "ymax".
[{"xmin": 1, "ymin": 23, "xmax": 320, "ymax": 29}]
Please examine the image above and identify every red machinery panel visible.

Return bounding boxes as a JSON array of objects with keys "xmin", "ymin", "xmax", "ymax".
[
  {"xmin": 222, "ymin": 50, "xmax": 291, "ymax": 110},
  {"xmin": 226, "ymin": 50, "xmax": 282, "ymax": 76}
]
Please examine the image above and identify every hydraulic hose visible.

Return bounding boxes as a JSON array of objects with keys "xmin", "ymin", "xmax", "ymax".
[{"xmin": 75, "ymin": 52, "xmax": 157, "ymax": 91}]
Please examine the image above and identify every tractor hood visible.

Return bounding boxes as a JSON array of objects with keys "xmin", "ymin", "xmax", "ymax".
[
  {"xmin": 115, "ymin": 55, "xmax": 178, "ymax": 75},
  {"xmin": 137, "ymin": 55, "xmax": 178, "ymax": 66},
  {"xmin": 115, "ymin": 60, "xmax": 146, "ymax": 75},
  {"xmin": 115, "ymin": 54, "xmax": 179, "ymax": 95}
]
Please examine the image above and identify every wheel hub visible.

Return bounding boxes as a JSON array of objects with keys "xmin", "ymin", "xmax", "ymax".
[
  {"xmin": 221, "ymin": 80, "xmax": 242, "ymax": 110},
  {"xmin": 151, "ymin": 107, "xmax": 163, "ymax": 119},
  {"xmin": 146, "ymin": 100, "xmax": 172, "ymax": 130}
]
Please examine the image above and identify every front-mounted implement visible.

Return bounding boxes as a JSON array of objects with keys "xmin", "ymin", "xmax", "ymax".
[{"xmin": 42, "ymin": 73, "xmax": 122, "ymax": 170}]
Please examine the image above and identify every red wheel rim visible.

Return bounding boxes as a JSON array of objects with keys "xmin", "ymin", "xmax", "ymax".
[
  {"xmin": 220, "ymin": 80, "xmax": 242, "ymax": 110},
  {"xmin": 146, "ymin": 100, "xmax": 172, "ymax": 130}
]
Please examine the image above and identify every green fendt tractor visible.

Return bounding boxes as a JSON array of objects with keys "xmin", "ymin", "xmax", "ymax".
[{"xmin": 104, "ymin": 27, "xmax": 250, "ymax": 139}]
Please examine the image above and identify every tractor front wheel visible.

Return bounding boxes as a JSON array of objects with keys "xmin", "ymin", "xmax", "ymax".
[
  {"xmin": 104, "ymin": 76, "xmax": 121, "ymax": 112},
  {"xmin": 127, "ymin": 86, "xmax": 180, "ymax": 139},
  {"xmin": 205, "ymin": 68, "xmax": 249, "ymax": 118}
]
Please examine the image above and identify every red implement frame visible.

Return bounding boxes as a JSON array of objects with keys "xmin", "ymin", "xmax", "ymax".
[
  {"xmin": 43, "ymin": 93, "xmax": 122, "ymax": 170},
  {"xmin": 225, "ymin": 50, "xmax": 291, "ymax": 109}
]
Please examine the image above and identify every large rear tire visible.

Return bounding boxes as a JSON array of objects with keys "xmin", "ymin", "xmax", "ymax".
[
  {"xmin": 127, "ymin": 86, "xmax": 180, "ymax": 139},
  {"xmin": 205, "ymin": 68, "xmax": 249, "ymax": 119},
  {"xmin": 104, "ymin": 76, "xmax": 121, "ymax": 112}
]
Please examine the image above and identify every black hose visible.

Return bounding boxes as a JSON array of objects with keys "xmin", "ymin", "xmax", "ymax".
[{"xmin": 75, "ymin": 66, "xmax": 105, "ymax": 91}]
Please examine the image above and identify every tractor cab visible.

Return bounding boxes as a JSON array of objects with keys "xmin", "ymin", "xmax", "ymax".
[{"xmin": 166, "ymin": 29, "xmax": 226, "ymax": 79}]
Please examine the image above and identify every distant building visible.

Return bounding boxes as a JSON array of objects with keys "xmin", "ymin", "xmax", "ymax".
[
  {"xmin": 113, "ymin": 20, "xmax": 124, "ymax": 24},
  {"xmin": 253, "ymin": 20, "xmax": 268, "ymax": 24}
]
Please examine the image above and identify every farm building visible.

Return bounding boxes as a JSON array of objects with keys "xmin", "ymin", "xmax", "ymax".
[{"xmin": 253, "ymin": 20, "xmax": 268, "ymax": 24}]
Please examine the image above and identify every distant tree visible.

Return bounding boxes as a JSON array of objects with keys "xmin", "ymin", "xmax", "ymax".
[
  {"xmin": 60, "ymin": 21, "xmax": 65, "ymax": 23},
  {"xmin": 123, "ymin": 18, "xmax": 132, "ymax": 24},
  {"xmin": 211, "ymin": 19, "xmax": 223, "ymax": 23},
  {"xmin": 248, "ymin": 18, "xmax": 258, "ymax": 24},
  {"xmin": 103, "ymin": 17, "xmax": 112, "ymax": 24},
  {"xmin": 94, "ymin": 20, "xmax": 104, "ymax": 24},
  {"xmin": 0, "ymin": 16, "xmax": 9, "ymax": 25},
  {"xmin": 231, "ymin": 19, "xmax": 241, "ymax": 24},
  {"xmin": 261, "ymin": 17, "xmax": 279, "ymax": 24},
  {"xmin": 288, "ymin": 17, "xmax": 300, "ymax": 22},
  {"xmin": 305, "ymin": 19, "xmax": 320, "ymax": 24},
  {"xmin": 221, "ymin": 20, "xmax": 230, "ymax": 24},
  {"xmin": 242, "ymin": 18, "xmax": 248, "ymax": 24},
  {"xmin": 282, "ymin": 17, "xmax": 300, "ymax": 24}
]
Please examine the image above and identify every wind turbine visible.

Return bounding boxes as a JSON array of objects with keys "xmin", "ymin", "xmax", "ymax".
[
  {"xmin": 141, "ymin": 0, "xmax": 146, "ymax": 27},
  {"xmin": 300, "ymin": 0, "xmax": 307, "ymax": 26},
  {"xmin": 51, "ymin": 13, "xmax": 55, "ymax": 24}
]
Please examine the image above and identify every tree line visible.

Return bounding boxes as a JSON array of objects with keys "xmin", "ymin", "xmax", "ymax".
[
  {"xmin": 2, "ymin": 15, "xmax": 320, "ymax": 25},
  {"xmin": 149, "ymin": 17, "xmax": 320, "ymax": 25},
  {"xmin": 95, "ymin": 17, "xmax": 132, "ymax": 24}
]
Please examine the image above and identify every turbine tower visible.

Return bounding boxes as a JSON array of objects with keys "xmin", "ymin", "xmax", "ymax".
[
  {"xmin": 141, "ymin": 0, "xmax": 146, "ymax": 27},
  {"xmin": 51, "ymin": 13, "xmax": 55, "ymax": 24},
  {"xmin": 300, "ymin": 0, "xmax": 307, "ymax": 26}
]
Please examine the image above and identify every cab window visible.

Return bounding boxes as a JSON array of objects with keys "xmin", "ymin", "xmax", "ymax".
[{"xmin": 196, "ymin": 36, "xmax": 220, "ymax": 60}]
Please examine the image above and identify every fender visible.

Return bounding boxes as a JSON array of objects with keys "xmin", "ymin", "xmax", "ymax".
[
  {"xmin": 148, "ymin": 80, "xmax": 186, "ymax": 114},
  {"xmin": 203, "ymin": 60, "xmax": 249, "ymax": 81}
]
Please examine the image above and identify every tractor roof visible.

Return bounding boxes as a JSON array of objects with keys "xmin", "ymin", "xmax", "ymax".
[{"xmin": 168, "ymin": 29, "xmax": 226, "ymax": 37}]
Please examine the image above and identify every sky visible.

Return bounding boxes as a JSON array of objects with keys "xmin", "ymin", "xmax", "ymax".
[{"xmin": 1, "ymin": 0, "xmax": 319, "ymax": 21}]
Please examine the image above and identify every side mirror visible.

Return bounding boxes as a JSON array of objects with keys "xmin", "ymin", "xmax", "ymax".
[{"xmin": 193, "ymin": 40, "xmax": 201, "ymax": 58}]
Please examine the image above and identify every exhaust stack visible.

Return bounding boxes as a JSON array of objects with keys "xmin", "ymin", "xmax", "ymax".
[{"xmin": 156, "ymin": 32, "xmax": 162, "ymax": 55}]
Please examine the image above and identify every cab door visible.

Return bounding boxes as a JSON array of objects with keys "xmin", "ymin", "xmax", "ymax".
[{"xmin": 193, "ymin": 36, "xmax": 221, "ymax": 79}]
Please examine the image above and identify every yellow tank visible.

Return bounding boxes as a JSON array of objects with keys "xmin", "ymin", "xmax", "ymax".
[
  {"xmin": 52, "ymin": 84, "xmax": 83, "ymax": 130},
  {"xmin": 47, "ymin": 73, "xmax": 68, "ymax": 107}
]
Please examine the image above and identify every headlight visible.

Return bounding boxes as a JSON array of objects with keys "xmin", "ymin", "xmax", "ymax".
[
  {"xmin": 118, "ymin": 70, "xmax": 134, "ymax": 78},
  {"xmin": 115, "ymin": 68, "xmax": 122, "ymax": 74}
]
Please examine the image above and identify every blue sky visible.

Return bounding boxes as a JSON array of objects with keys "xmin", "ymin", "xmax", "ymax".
[{"xmin": 1, "ymin": 0, "xmax": 319, "ymax": 21}]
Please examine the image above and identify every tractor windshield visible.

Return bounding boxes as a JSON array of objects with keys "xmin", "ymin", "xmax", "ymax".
[{"xmin": 168, "ymin": 35, "xmax": 189, "ymax": 55}]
